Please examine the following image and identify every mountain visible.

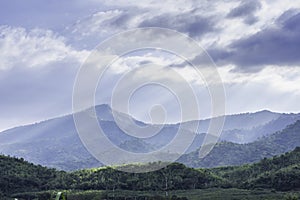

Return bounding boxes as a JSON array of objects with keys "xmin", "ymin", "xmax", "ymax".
[
  {"xmin": 180, "ymin": 120, "xmax": 300, "ymax": 168},
  {"xmin": 0, "ymin": 104, "xmax": 299, "ymax": 171},
  {"xmin": 0, "ymin": 112, "xmax": 100, "ymax": 171},
  {"xmin": 183, "ymin": 110, "xmax": 300, "ymax": 144},
  {"xmin": 0, "ymin": 104, "xmax": 182, "ymax": 170}
]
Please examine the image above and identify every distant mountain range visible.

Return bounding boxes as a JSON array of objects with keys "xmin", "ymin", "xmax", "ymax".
[
  {"xmin": 179, "ymin": 120, "xmax": 300, "ymax": 168},
  {"xmin": 0, "ymin": 104, "xmax": 299, "ymax": 171}
]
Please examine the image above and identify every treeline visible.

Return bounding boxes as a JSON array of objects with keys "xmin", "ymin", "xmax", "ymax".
[
  {"xmin": 1, "ymin": 147, "xmax": 300, "ymax": 198},
  {"xmin": 0, "ymin": 155, "xmax": 220, "ymax": 197},
  {"xmin": 0, "ymin": 155, "xmax": 68, "ymax": 196},
  {"xmin": 213, "ymin": 146, "xmax": 300, "ymax": 191},
  {"xmin": 68, "ymin": 162, "xmax": 221, "ymax": 191}
]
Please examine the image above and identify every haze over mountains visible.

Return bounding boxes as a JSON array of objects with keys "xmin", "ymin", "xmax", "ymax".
[{"xmin": 0, "ymin": 104, "xmax": 299, "ymax": 171}]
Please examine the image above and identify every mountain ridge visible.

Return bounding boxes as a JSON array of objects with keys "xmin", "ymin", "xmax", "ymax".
[
  {"xmin": 1, "ymin": 104, "xmax": 295, "ymax": 133},
  {"xmin": 1, "ymin": 104, "xmax": 300, "ymax": 171},
  {"xmin": 179, "ymin": 120, "xmax": 300, "ymax": 168}
]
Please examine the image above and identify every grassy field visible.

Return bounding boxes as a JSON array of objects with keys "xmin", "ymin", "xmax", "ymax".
[{"xmin": 11, "ymin": 188, "xmax": 300, "ymax": 200}]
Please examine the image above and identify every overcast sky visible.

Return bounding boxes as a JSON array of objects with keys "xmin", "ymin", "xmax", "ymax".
[{"xmin": 1, "ymin": 0, "xmax": 300, "ymax": 131}]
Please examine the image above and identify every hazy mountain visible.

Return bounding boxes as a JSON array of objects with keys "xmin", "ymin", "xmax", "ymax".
[
  {"xmin": 183, "ymin": 110, "xmax": 300, "ymax": 144},
  {"xmin": 180, "ymin": 120, "xmax": 300, "ymax": 168},
  {"xmin": 0, "ymin": 105, "xmax": 182, "ymax": 170},
  {"xmin": 0, "ymin": 104, "xmax": 299, "ymax": 170}
]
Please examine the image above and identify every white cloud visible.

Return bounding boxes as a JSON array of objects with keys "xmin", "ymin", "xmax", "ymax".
[
  {"xmin": 217, "ymin": 65, "xmax": 300, "ymax": 115},
  {"xmin": 96, "ymin": 51, "xmax": 300, "ymax": 120},
  {"xmin": 0, "ymin": 26, "xmax": 90, "ymax": 131},
  {"xmin": 219, "ymin": 65, "xmax": 300, "ymax": 94},
  {"xmin": 0, "ymin": 26, "xmax": 89, "ymax": 70},
  {"xmin": 98, "ymin": 0, "xmax": 195, "ymax": 12},
  {"xmin": 109, "ymin": 53, "xmax": 181, "ymax": 73},
  {"xmin": 70, "ymin": 10, "xmax": 124, "ymax": 36},
  {"xmin": 1, "ymin": 0, "xmax": 300, "ymax": 131}
]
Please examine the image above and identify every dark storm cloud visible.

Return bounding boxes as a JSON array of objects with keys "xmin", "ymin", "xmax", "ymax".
[
  {"xmin": 138, "ymin": 12, "xmax": 217, "ymax": 37},
  {"xmin": 208, "ymin": 11, "xmax": 300, "ymax": 72},
  {"xmin": 227, "ymin": 0, "xmax": 261, "ymax": 25}
]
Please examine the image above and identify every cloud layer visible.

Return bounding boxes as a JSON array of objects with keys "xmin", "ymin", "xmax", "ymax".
[
  {"xmin": 227, "ymin": 0, "xmax": 261, "ymax": 24},
  {"xmin": 0, "ymin": 0, "xmax": 300, "ymax": 131},
  {"xmin": 211, "ymin": 11, "xmax": 300, "ymax": 71}
]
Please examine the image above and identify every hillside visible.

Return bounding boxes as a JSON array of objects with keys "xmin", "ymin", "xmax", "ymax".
[
  {"xmin": 214, "ymin": 147, "xmax": 300, "ymax": 191},
  {"xmin": 180, "ymin": 120, "xmax": 300, "ymax": 168},
  {"xmin": 183, "ymin": 110, "xmax": 300, "ymax": 144},
  {"xmin": 0, "ymin": 155, "xmax": 66, "ymax": 197},
  {"xmin": 0, "ymin": 105, "xmax": 299, "ymax": 171},
  {"xmin": 0, "ymin": 105, "xmax": 189, "ymax": 170},
  {"xmin": 1, "ymin": 147, "xmax": 300, "ymax": 199},
  {"xmin": 0, "ymin": 155, "xmax": 220, "ymax": 198}
]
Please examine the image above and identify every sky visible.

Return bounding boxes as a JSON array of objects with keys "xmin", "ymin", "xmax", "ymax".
[{"xmin": 0, "ymin": 0, "xmax": 300, "ymax": 131}]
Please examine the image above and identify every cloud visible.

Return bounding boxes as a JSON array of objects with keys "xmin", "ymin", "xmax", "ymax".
[
  {"xmin": 209, "ymin": 11, "xmax": 300, "ymax": 72},
  {"xmin": 227, "ymin": 0, "xmax": 261, "ymax": 24},
  {"xmin": 0, "ymin": 26, "xmax": 88, "ymax": 70},
  {"xmin": 1, "ymin": 0, "xmax": 300, "ymax": 131},
  {"xmin": 66, "ymin": 9, "xmax": 146, "ymax": 49},
  {"xmin": 66, "ymin": 1, "xmax": 223, "ymax": 49},
  {"xmin": 219, "ymin": 65, "xmax": 300, "ymax": 114},
  {"xmin": 0, "ymin": 26, "xmax": 89, "ymax": 130},
  {"xmin": 99, "ymin": 0, "xmax": 196, "ymax": 12},
  {"xmin": 138, "ymin": 11, "xmax": 217, "ymax": 38}
]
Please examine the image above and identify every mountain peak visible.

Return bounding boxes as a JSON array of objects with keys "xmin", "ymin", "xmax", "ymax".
[{"xmin": 254, "ymin": 110, "xmax": 276, "ymax": 114}]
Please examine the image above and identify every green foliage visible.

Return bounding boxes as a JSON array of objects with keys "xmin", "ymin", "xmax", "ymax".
[
  {"xmin": 0, "ymin": 154, "xmax": 68, "ymax": 196},
  {"xmin": 68, "ymin": 162, "xmax": 221, "ymax": 191},
  {"xmin": 285, "ymin": 193, "xmax": 299, "ymax": 200},
  {"xmin": 212, "ymin": 147, "xmax": 300, "ymax": 191},
  {"xmin": 1, "ymin": 147, "xmax": 300, "ymax": 199}
]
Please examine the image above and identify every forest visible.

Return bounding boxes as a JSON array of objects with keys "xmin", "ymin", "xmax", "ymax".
[{"xmin": 1, "ymin": 147, "xmax": 300, "ymax": 199}]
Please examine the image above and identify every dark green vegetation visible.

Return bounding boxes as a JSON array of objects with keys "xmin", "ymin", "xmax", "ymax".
[
  {"xmin": 213, "ymin": 146, "xmax": 300, "ymax": 191},
  {"xmin": 0, "ymin": 155, "xmax": 68, "ymax": 196},
  {"xmin": 1, "ymin": 147, "xmax": 300, "ymax": 199},
  {"xmin": 180, "ymin": 120, "xmax": 300, "ymax": 168}
]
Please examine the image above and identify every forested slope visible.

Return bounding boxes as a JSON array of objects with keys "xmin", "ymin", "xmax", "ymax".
[
  {"xmin": 180, "ymin": 120, "xmax": 300, "ymax": 168},
  {"xmin": 1, "ymin": 147, "xmax": 300, "ymax": 198}
]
